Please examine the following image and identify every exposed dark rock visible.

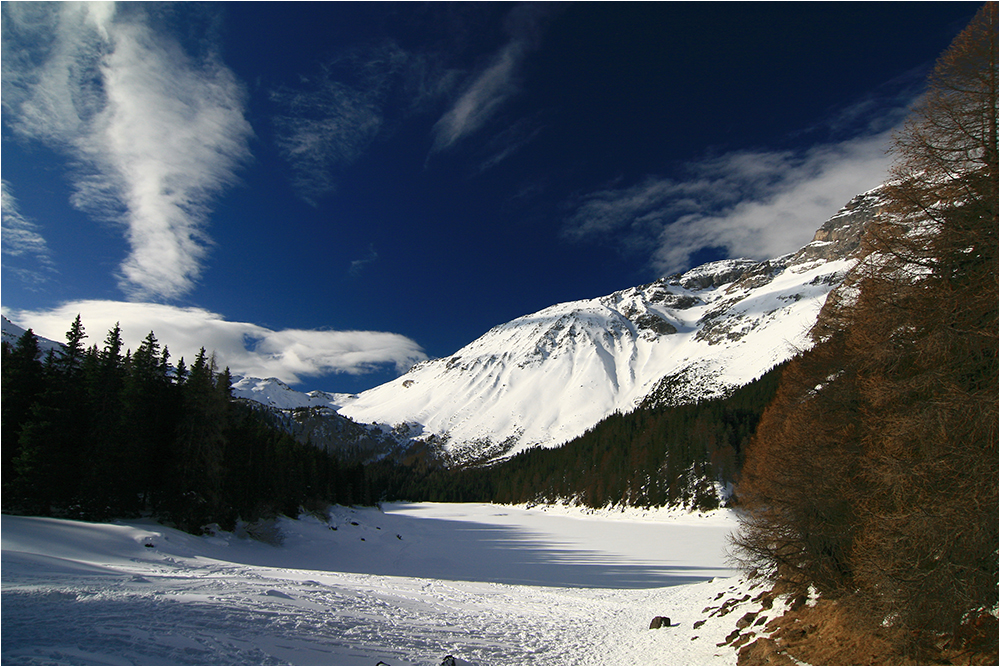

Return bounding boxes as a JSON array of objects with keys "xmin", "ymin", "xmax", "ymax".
[
  {"xmin": 649, "ymin": 616, "xmax": 671, "ymax": 629},
  {"xmin": 633, "ymin": 312, "xmax": 678, "ymax": 337},
  {"xmin": 719, "ymin": 628, "xmax": 742, "ymax": 646},
  {"xmin": 675, "ymin": 259, "xmax": 758, "ymax": 290}
]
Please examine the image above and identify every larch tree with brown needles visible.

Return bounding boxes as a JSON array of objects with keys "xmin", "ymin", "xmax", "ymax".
[{"xmin": 733, "ymin": 1, "xmax": 998, "ymax": 647}]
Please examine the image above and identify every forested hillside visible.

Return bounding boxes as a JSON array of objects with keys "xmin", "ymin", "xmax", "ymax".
[
  {"xmin": 489, "ymin": 366, "xmax": 782, "ymax": 509},
  {"xmin": 2, "ymin": 320, "xmax": 372, "ymax": 531},
  {"xmin": 362, "ymin": 366, "xmax": 783, "ymax": 509},
  {"xmin": 2, "ymin": 311, "xmax": 782, "ymax": 530},
  {"xmin": 733, "ymin": 5, "xmax": 997, "ymax": 663}
]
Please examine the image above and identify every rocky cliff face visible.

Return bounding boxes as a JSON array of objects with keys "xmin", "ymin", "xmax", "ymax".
[{"xmin": 798, "ymin": 187, "xmax": 881, "ymax": 262}]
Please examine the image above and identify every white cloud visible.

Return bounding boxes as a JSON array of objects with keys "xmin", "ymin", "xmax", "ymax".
[
  {"xmin": 1, "ymin": 180, "xmax": 54, "ymax": 274},
  {"xmin": 430, "ymin": 4, "xmax": 550, "ymax": 154},
  {"xmin": 270, "ymin": 44, "xmax": 412, "ymax": 205},
  {"xmin": 431, "ymin": 43, "xmax": 522, "ymax": 153},
  {"xmin": 348, "ymin": 244, "xmax": 379, "ymax": 277},
  {"xmin": 564, "ymin": 130, "xmax": 896, "ymax": 275},
  {"xmin": 1, "ymin": 2, "xmax": 253, "ymax": 301},
  {"xmin": 3, "ymin": 301, "xmax": 428, "ymax": 386}
]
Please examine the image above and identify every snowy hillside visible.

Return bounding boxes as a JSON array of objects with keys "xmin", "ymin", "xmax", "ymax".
[
  {"xmin": 1, "ymin": 315, "xmax": 65, "ymax": 357},
  {"xmin": 2, "ymin": 503, "xmax": 785, "ymax": 666},
  {"xmin": 1, "ymin": 190, "xmax": 878, "ymax": 467},
  {"xmin": 339, "ymin": 191, "xmax": 877, "ymax": 463},
  {"xmin": 231, "ymin": 375, "xmax": 357, "ymax": 410}
]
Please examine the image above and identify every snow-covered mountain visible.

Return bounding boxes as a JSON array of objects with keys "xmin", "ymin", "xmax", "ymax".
[
  {"xmin": 230, "ymin": 376, "xmax": 357, "ymax": 411},
  {"xmin": 1, "ymin": 315, "xmax": 65, "ymax": 357},
  {"xmin": 2, "ymin": 189, "xmax": 878, "ymax": 466},
  {"xmin": 338, "ymin": 189, "xmax": 878, "ymax": 464}
]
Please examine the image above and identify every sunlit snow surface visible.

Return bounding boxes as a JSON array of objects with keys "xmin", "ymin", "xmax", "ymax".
[
  {"xmin": 1, "ymin": 504, "xmax": 775, "ymax": 665},
  {"xmin": 339, "ymin": 257, "xmax": 856, "ymax": 460}
]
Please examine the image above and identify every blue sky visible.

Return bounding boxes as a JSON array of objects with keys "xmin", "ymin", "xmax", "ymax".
[{"xmin": 1, "ymin": 1, "xmax": 979, "ymax": 393}]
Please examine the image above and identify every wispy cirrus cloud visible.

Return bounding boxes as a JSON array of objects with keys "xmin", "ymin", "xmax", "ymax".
[
  {"xmin": 348, "ymin": 244, "xmax": 379, "ymax": 278},
  {"xmin": 271, "ymin": 43, "xmax": 414, "ymax": 205},
  {"xmin": 272, "ymin": 5, "xmax": 553, "ymax": 197},
  {"xmin": 430, "ymin": 43, "xmax": 522, "ymax": 153},
  {"xmin": 1, "ymin": 2, "xmax": 253, "ymax": 301},
  {"xmin": 271, "ymin": 52, "xmax": 401, "ymax": 206},
  {"xmin": 430, "ymin": 4, "xmax": 552, "ymax": 156},
  {"xmin": 4, "ymin": 300, "xmax": 428, "ymax": 385},
  {"xmin": 564, "ymin": 129, "xmax": 897, "ymax": 276},
  {"xmin": 1, "ymin": 180, "xmax": 55, "ymax": 283}
]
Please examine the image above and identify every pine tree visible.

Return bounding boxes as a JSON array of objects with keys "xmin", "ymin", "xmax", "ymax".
[
  {"xmin": 119, "ymin": 331, "xmax": 177, "ymax": 513},
  {"xmin": 1, "ymin": 331, "xmax": 41, "ymax": 436},
  {"xmin": 79, "ymin": 324, "xmax": 129, "ymax": 517},
  {"xmin": 56, "ymin": 314, "xmax": 87, "ymax": 376},
  {"xmin": 172, "ymin": 348, "xmax": 229, "ymax": 528},
  {"xmin": 2, "ymin": 329, "xmax": 47, "ymax": 505}
]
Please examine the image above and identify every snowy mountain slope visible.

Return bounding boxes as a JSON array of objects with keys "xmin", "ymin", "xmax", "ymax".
[
  {"xmin": 339, "ymin": 190, "xmax": 879, "ymax": 464},
  {"xmin": 231, "ymin": 375, "xmax": 357, "ymax": 410},
  {"xmin": 1, "ymin": 315, "xmax": 65, "ymax": 357}
]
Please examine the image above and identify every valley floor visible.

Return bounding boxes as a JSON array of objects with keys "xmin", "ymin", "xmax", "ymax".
[{"xmin": 2, "ymin": 503, "xmax": 775, "ymax": 665}]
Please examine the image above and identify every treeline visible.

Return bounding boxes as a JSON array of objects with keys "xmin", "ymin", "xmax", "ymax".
[
  {"xmin": 732, "ymin": 5, "xmax": 997, "ymax": 656},
  {"xmin": 2, "ymin": 319, "xmax": 372, "ymax": 532},
  {"xmin": 490, "ymin": 366, "xmax": 782, "ymax": 509},
  {"xmin": 364, "ymin": 366, "xmax": 784, "ymax": 509},
  {"xmin": 2, "ymin": 312, "xmax": 776, "ymax": 533}
]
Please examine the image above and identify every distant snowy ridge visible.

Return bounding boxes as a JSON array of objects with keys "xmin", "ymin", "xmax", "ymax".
[
  {"xmin": 230, "ymin": 375, "xmax": 357, "ymax": 411},
  {"xmin": 338, "ymin": 189, "xmax": 879, "ymax": 464},
  {"xmin": 1, "ymin": 315, "xmax": 65, "ymax": 356}
]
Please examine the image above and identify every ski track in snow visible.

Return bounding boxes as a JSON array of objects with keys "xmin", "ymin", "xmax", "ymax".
[{"xmin": 2, "ymin": 504, "xmax": 776, "ymax": 666}]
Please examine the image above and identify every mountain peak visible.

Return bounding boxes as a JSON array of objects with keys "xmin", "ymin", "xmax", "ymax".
[{"xmin": 338, "ymin": 198, "xmax": 866, "ymax": 464}]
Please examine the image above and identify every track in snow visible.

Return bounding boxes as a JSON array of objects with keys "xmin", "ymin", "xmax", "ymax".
[{"xmin": 2, "ymin": 503, "xmax": 775, "ymax": 665}]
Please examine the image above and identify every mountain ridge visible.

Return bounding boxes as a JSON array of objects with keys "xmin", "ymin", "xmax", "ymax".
[
  {"xmin": 337, "ymin": 188, "xmax": 881, "ymax": 463},
  {"xmin": 1, "ymin": 187, "xmax": 882, "ymax": 467}
]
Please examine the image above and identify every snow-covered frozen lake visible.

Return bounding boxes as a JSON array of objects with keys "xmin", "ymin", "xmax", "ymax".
[{"xmin": 2, "ymin": 503, "xmax": 775, "ymax": 665}]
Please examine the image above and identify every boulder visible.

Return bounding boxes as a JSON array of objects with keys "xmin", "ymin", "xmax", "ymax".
[{"xmin": 649, "ymin": 616, "xmax": 671, "ymax": 629}]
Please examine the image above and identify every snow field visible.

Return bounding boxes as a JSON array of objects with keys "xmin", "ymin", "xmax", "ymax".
[{"xmin": 1, "ymin": 503, "xmax": 776, "ymax": 665}]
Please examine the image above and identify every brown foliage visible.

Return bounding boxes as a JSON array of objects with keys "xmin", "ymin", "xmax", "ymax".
[
  {"xmin": 847, "ymin": 3, "xmax": 999, "ymax": 637},
  {"xmin": 731, "ymin": 337, "xmax": 863, "ymax": 594},
  {"xmin": 733, "ymin": 2, "xmax": 998, "ymax": 654},
  {"xmin": 738, "ymin": 596, "xmax": 999, "ymax": 666}
]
